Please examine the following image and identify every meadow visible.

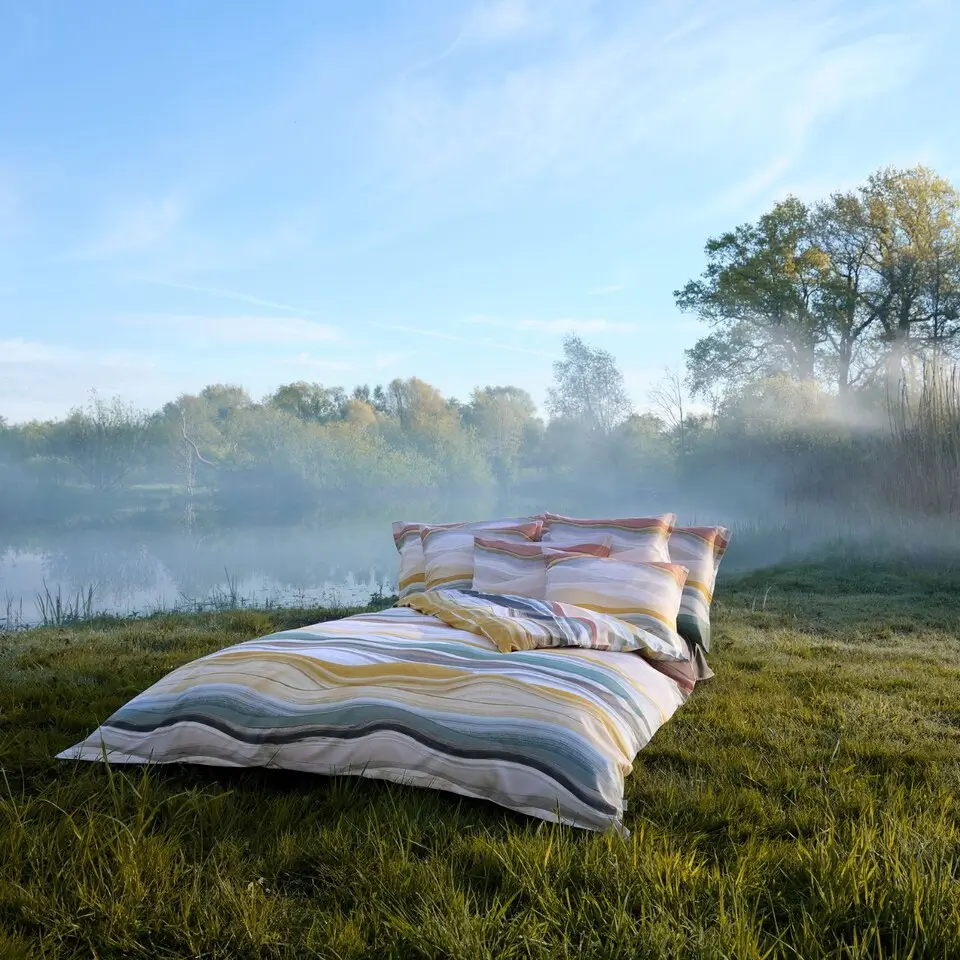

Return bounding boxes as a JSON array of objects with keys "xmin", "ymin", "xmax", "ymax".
[{"xmin": 1, "ymin": 557, "xmax": 958, "ymax": 959}]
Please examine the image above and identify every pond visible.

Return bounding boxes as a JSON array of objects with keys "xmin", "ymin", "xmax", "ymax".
[{"xmin": 0, "ymin": 523, "xmax": 401, "ymax": 628}]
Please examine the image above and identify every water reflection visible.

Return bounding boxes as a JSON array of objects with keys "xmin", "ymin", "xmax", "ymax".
[{"xmin": 0, "ymin": 523, "xmax": 399, "ymax": 627}]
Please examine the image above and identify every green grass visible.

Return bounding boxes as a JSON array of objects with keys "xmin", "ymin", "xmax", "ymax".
[{"xmin": 1, "ymin": 563, "xmax": 959, "ymax": 959}]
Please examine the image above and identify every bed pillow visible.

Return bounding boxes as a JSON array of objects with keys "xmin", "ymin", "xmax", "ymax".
[
  {"xmin": 662, "ymin": 525, "xmax": 731, "ymax": 652},
  {"xmin": 543, "ymin": 549, "xmax": 688, "ymax": 646},
  {"xmin": 421, "ymin": 521, "xmax": 543, "ymax": 592},
  {"xmin": 472, "ymin": 535, "xmax": 613, "ymax": 599},
  {"xmin": 540, "ymin": 512, "xmax": 676, "ymax": 563},
  {"xmin": 403, "ymin": 588, "xmax": 689, "ymax": 662},
  {"xmin": 392, "ymin": 516, "xmax": 539, "ymax": 599}
]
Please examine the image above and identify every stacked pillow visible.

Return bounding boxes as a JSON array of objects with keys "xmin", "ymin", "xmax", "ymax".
[
  {"xmin": 472, "ymin": 535, "xmax": 613, "ymax": 598},
  {"xmin": 420, "ymin": 521, "xmax": 543, "ymax": 592},
  {"xmin": 392, "ymin": 517, "xmax": 538, "ymax": 599},
  {"xmin": 391, "ymin": 511, "xmax": 730, "ymax": 653}
]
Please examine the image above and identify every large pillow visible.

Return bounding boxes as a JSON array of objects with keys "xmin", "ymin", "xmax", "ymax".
[
  {"xmin": 392, "ymin": 516, "xmax": 538, "ymax": 599},
  {"xmin": 662, "ymin": 526, "xmax": 731, "ymax": 652},
  {"xmin": 543, "ymin": 549, "xmax": 688, "ymax": 646},
  {"xmin": 472, "ymin": 535, "xmax": 613, "ymax": 599},
  {"xmin": 421, "ymin": 521, "xmax": 543, "ymax": 591},
  {"xmin": 540, "ymin": 512, "xmax": 676, "ymax": 563}
]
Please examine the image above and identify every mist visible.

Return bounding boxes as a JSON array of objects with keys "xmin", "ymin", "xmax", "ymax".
[
  {"xmin": 2, "ymin": 342, "xmax": 959, "ymax": 629},
  {"xmin": 5, "ymin": 163, "xmax": 960, "ymax": 628}
]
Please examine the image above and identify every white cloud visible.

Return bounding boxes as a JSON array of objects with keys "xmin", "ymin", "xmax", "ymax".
[{"xmin": 130, "ymin": 314, "xmax": 342, "ymax": 346}]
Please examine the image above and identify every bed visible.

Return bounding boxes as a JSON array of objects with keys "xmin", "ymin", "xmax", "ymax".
[{"xmin": 58, "ymin": 514, "xmax": 728, "ymax": 835}]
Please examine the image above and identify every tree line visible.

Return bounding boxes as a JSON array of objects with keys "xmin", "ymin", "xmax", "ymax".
[{"xmin": 1, "ymin": 165, "xmax": 958, "ymax": 529}]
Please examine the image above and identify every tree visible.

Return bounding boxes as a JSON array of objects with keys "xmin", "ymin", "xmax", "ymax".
[
  {"xmin": 676, "ymin": 197, "xmax": 829, "ymax": 396},
  {"xmin": 545, "ymin": 334, "xmax": 633, "ymax": 433},
  {"xmin": 857, "ymin": 166, "xmax": 960, "ymax": 378},
  {"xmin": 464, "ymin": 386, "xmax": 540, "ymax": 483},
  {"xmin": 267, "ymin": 381, "xmax": 347, "ymax": 423},
  {"xmin": 648, "ymin": 366, "xmax": 688, "ymax": 457},
  {"xmin": 677, "ymin": 166, "xmax": 960, "ymax": 399},
  {"xmin": 54, "ymin": 391, "xmax": 151, "ymax": 490}
]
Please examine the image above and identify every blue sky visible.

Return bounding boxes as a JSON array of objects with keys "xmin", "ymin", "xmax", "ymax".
[{"xmin": 1, "ymin": 0, "xmax": 957, "ymax": 423}]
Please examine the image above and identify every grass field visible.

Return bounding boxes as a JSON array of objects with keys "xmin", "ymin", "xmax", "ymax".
[{"xmin": 1, "ymin": 560, "xmax": 959, "ymax": 959}]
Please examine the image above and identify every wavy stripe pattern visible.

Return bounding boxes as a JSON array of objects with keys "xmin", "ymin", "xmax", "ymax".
[
  {"xmin": 540, "ymin": 512, "xmax": 676, "ymax": 563},
  {"xmin": 421, "ymin": 522, "xmax": 542, "ymax": 591},
  {"xmin": 471, "ymin": 536, "xmax": 613, "ymax": 599},
  {"xmin": 543, "ymin": 552, "xmax": 689, "ymax": 645},
  {"xmin": 392, "ymin": 516, "xmax": 538, "ymax": 598},
  {"xmin": 663, "ymin": 526, "xmax": 731, "ymax": 652},
  {"xmin": 57, "ymin": 604, "xmax": 690, "ymax": 834}
]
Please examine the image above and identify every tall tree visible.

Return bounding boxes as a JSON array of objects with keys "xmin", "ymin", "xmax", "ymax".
[
  {"xmin": 545, "ymin": 334, "xmax": 633, "ymax": 433},
  {"xmin": 857, "ymin": 166, "xmax": 960, "ymax": 377},
  {"xmin": 677, "ymin": 167, "xmax": 960, "ymax": 397},
  {"xmin": 676, "ymin": 197, "xmax": 829, "ymax": 396}
]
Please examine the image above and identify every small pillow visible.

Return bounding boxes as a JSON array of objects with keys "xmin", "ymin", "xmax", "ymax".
[
  {"xmin": 392, "ymin": 516, "xmax": 539, "ymax": 598},
  {"xmin": 663, "ymin": 525, "xmax": 730, "ymax": 652},
  {"xmin": 472, "ymin": 536, "xmax": 613, "ymax": 599},
  {"xmin": 540, "ymin": 512, "xmax": 676, "ymax": 563},
  {"xmin": 543, "ymin": 549, "xmax": 688, "ymax": 645},
  {"xmin": 421, "ymin": 521, "xmax": 543, "ymax": 591}
]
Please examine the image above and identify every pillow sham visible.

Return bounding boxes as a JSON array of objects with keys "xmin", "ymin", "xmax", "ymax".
[
  {"xmin": 472, "ymin": 535, "xmax": 613, "ymax": 599},
  {"xmin": 540, "ymin": 512, "xmax": 676, "ymax": 563},
  {"xmin": 421, "ymin": 521, "xmax": 543, "ymax": 592},
  {"xmin": 392, "ymin": 516, "xmax": 538, "ymax": 599},
  {"xmin": 543, "ymin": 549, "xmax": 688, "ymax": 646},
  {"xmin": 663, "ymin": 525, "xmax": 731, "ymax": 652}
]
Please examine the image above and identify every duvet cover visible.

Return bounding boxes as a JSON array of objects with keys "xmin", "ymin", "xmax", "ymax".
[{"xmin": 58, "ymin": 591, "xmax": 707, "ymax": 834}]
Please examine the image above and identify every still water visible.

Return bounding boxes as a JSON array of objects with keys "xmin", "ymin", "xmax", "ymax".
[{"xmin": 0, "ymin": 523, "xmax": 401, "ymax": 628}]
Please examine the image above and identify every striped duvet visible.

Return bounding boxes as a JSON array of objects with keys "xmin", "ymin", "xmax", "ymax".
[{"xmin": 58, "ymin": 595, "xmax": 700, "ymax": 834}]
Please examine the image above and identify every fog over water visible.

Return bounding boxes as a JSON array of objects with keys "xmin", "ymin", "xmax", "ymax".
[{"xmin": 4, "ymin": 166, "xmax": 960, "ymax": 628}]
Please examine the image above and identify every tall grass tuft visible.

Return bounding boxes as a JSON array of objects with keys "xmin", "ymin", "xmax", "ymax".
[
  {"xmin": 886, "ymin": 358, "xmax": 960, "ymax": 514},
  {"xmin": 34, "ymin": 579, "xmax": 97, "ymax": 627}
]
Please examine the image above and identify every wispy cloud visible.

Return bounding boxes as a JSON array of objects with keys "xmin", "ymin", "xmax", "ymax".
[
  {"xmin": 461, "ymin": 315, "xmax": 634, "ymax": 334},
  {"xmin": 72, "ymin": 192, "xmax": 187, "ymax": 259},
  {"xmin": 456, "ymin": 0, "xmax": 595, "ymax": 46},
  {"xmin": 372, "ymin": 350, "xmax": 415, "ymax": 371},
  {"xmin": 698, "ymin": 17, "xmax": 931, "ymax": 217},
  {"xmin": 1, "ymin": 338, "xmax": 147, "ymax": 368},
  {"xmin": 132, "ymin": 277, "xmax": 317, "ymax": 316},
  {"xmin": 130, "ymin": 314, "xmax": 342, "ymax": 346},
  {"xmin": 381, "ymin": 0, "xmax": 936, "ymax": 196},
  {"xmin": 0, "ymin": 339, "xmax": 168, "ymax": 423},
  {"xmin": 518, "ymin": 318, "xmax": 635, "ymax": 334},
  {"xmin": 291, "ymin": 352, "xmax": 353, "ymax": 372},
  {"xmin": 368, "ymin": 320, "xmax": 557, "ymax": 359}
]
